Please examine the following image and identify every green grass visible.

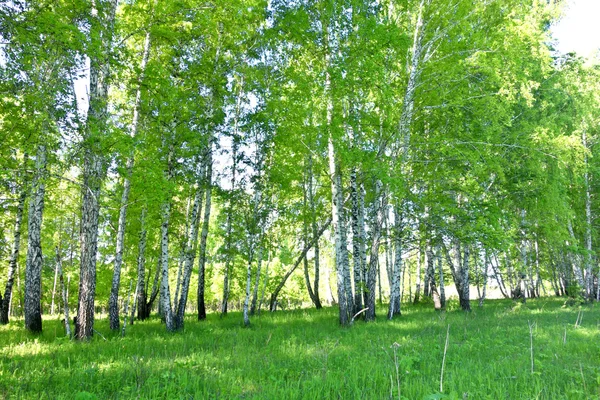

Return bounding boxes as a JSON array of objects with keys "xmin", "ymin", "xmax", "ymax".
[{"xmin": 1, "ymin": 298, "xmax": 599, "ymax": 399}]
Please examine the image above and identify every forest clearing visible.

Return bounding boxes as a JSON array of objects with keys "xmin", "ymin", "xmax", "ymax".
[{"xmin": 1, "ymin": 298, "xmax": 599, "ymax": 399}]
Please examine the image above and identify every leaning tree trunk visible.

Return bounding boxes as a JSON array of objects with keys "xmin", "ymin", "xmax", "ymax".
[
  {"xmin": 76, "ymin": 0, "xmax": 118, "ymax": 340},
  {"xmin": 303, "ymin": 161, "xmax": 319, "ymax": 308},
  {"xmin": 269, "ymin": 217, "xmax": 332, "ymax": 311},
  {"xmin": 308, "ymin": 155, "xmax": 323, "ymax": 309},
  {"xmin": 174, "ymin": 172, "xmax": 205, "ymax": 330},
  {"xmin": 0, "ymin": 178, "xmax": 27, "ymax": 324},
  {"xmin": 109, "ymin": 30, "xmax": 151, "ymax": 331},
  {"xmin": 24, "ymin": 144, "xmax": 47, "ymax": 333}
]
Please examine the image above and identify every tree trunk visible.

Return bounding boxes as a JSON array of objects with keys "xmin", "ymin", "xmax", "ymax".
[
  {"xmin": 159, "ymin": 139, "xmax": 176, "ymax": 332},
  {"xmin": 388, "ymin": 206, "xmax": 402, "ymax": 319},
  {"xmin": 444, "ymin": 240, "xmax": 470, "ymax": 311},
  {"xmin": 365, "ymin": 181, "xmax": 382, "ymax": 322},
  {"xmin": 51, "ymin": 220, "xmax": 61, "ymax": 316},
  {"xmin": 250, "ymin": 245, "xmax": 263, "ymax": 315},
  {"xmin": 110, "ymin": 31, "xmax": 152, "ymax": 330},
  {"xmin": 197, "ymin": 152, "xmax": 212, "ymax": 320},
  {"xmin": 459, "ymin": 246, "xmax": 471, "ymax": 311},
  {"xmin": 269, "ymin": 217, "xmax": 332, "ymax": 311},
  {"xmin": 414, "ymin": 245, "xmax": 422, "ymax": 304},
  {"xmin": 328, "ymin": 134, "xmax": 353, "ymax": 326},
  {"xmin": 243, "ymin": 243, "xmax": 254, "ymax": 327},
  {"xmin": 159, "ymin": 200, "xmax": 175, "ymax": 331},
  {"xmin": 137, "ymin": 209, "xmax": 148, "ymax": 320},
  {"xmin": 174, "ymin": 173, "xmax": 205, "ymax": 330},
  {"xmin": 582, "ymin": 131, "xmax": 595, "ymax": 301},
  {"xmin": 351, "ymin": 170, "xmax": 365, "ymax": 315},
  {"xmin": 57, "ymin": 247, "xmax": 71, "ymax": 337},
  {"xmin": 24, "ymin": 144, "xmax": 47, "ymax": 333},
  {"xmin": 479, "ymin": 251, "xmax": 489, "ymax": 307},
  {"xmin": 1, "ymin": 178, "xmax": 26, "ymax": 324},
  {"xmin": 308, "ymin": 156, "xmax": 322, "ymax": 309},
  {"xmin": 76, "ymin": 0, "xmax": 118, "ymax": 340},
  {"xmin": 437, "ymin": 245, "xmax": 445, "ymax": 309}
]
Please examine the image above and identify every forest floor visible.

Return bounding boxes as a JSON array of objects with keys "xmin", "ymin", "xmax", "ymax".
[{"xmin": 0, "ymin": 297, "xmax": 599, "ymax": 399}]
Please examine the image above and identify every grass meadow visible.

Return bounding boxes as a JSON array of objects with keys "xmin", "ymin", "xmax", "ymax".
[{"xmin": 0, "ymin": 298, "xmax": 599, "ymax": 399}]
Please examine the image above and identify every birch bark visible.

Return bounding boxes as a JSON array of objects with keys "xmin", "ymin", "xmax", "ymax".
[
  {"xmin": 0, "ymin": 171, "xmax": 27, "ymax": 324},
  {"xmin": 76, "ymin": 0, "xmax": 118, "ymax": 340},
  {"xmin": 24, "ymin": 144, "xmax": 47, "ymax": 333}
]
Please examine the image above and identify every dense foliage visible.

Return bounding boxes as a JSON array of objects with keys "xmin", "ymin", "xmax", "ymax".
[{"xmin": 0, "ymin": 0, "xmax": 599, "ymax": 336}]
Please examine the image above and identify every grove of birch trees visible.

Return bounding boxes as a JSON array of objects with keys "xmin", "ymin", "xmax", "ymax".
[{"xmin": 1, "ymin": 0, "xmax": 599, "ymax": 338}]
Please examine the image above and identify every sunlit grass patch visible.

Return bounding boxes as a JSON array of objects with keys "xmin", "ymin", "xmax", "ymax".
[{"xmin": 0, "ymin": 298, "xmax": 599, "ymax": 399}]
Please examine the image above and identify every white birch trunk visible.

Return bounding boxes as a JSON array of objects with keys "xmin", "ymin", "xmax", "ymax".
[
  {"xmin": 174, "ymin": 172, "xmax": 205, "ymax": 329},
  {"xmin": 24, "ymin": 144, "xmax": 47, "ymax": 332},
  {"xmin": 582, "ymin": 131, "xmax": 594, "ymax": 300},
  {"xmin": 109, "ymin": 30, "xmax": 151, "ymax": 330},
  {"xmin": 388, "ymin": 206, "xmax": 402, "ymax": 318},
  {"xmin": 1, "ymin": 178, "xmax": 27, "ymax": 324},
  {"xmin": 76, "ymin": 0, "xmax": 118, "ymax": 340}
]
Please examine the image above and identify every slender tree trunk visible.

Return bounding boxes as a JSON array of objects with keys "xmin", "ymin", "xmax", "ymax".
[
  {"xmin": 51, "ymin": 220, "xmax": 61, "ymax": 316},
  {"xmin": 269, "ymin": 217, "xmax": 332, "ymax": 311},
  {"xmin": 414, "ymin": 245, "xmax": 422, "ymax": 304},
  {"xmin": 108, "ymin": 35, "xmax": 152, "ymax": 325},
  {"xmin": 108, "ymin": 31, "xmax": 151, "ymax": 324},
  {"xmin": 566, "ymin": 220, "xmax": 585, "ymax": 293},
  {"xmin": 460, "ymin": 246, "xmax": 471, "ymax": 311},
  {"xmin": 351, "ymin": 170, "xmax": 365, "ymax": 315},
  {"xmin": 303, "ymin": 162, "xmax": 319, "ymax": 308},
  {"xmin": 159, "ymin": 200, "xmax": 174, "ymax": 331},
  {"xmin": 388, "ymin": 206, "xmax": 402, "ymax": 319},
  {"xmin": 243, "ymin": 240, "xmax": 255, "ymax": 327},
  {"xmin": 174, "ymin": 172, "xmax": 205, "ymax": 330},
  {"xmin": 108, "ymin": 29, "xmax": 152, "ymax": 319},
  {"xmin": 1, "ymin": 180, "xmax": 26, "ymax": 324},
  {"xmin": 197, "ymin": 152, "xmax": 212, "ymax": 320},
  {"xmin": 437, "ymin": 245, "xmax": 445, "ymax": 309},
  {"xmin": 24, "ymin": 144, "xmax": 47, "ymax": 333},
  {"xmin": 121, "ymin": 280, "xmax": 133, "ymax": 337},
  {"xmin": 365, "ymin": 181, "xmax": 382, "ymax": 322},
  {"xmin": 57, "ymin": 247, "xmax": 71, "ymax": 337},
  {"xmin": 250, "ymin": 245, "xmax": 263, "ymax": 315},
  {"xmin": 258, "ymin": 252, "xmax": 270, "ymax": 314},
  {"xmin": 582, "ymin": 131, "xmax": 594, "ymax": 301},
  {"xmin": 479, "ymin": 251, "xmax": 489, "ymax": 307},
  {"xmin": 159, "ymin": 140, "xmax": 176, "ymax": 332},
  {"xmin": 222, "ymin": 142, "xmax": 240, "ymax": 316},
  {"xmin": 76, "ymin": 0, "xmax": 118, "ymax": 340},
  {"xmin": 137, "ymin": 209, "xmax": 148, "ymax": 320},
  {"xmin": 328, "ymin": 134, "xmax": 353, "ymax": 325}
]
